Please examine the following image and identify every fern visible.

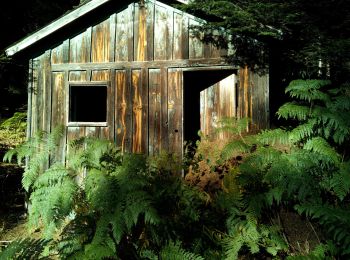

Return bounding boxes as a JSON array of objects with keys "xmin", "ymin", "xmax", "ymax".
[
  {"xmin": 288, "ymin": 119, "xmax": 317, "ymax": 143},
  {"xmin": 277, "ymin": 102, "xmax": 310, "ymax": 121},
  {"xmin": 320, "ymin": 161, "xmax": 350, "ymax": 201},
  {"xmin": 257, "ymin": 128, "xmax": 290, "ymax": 146},
  {"xmin": 285, "ymin": 79, "xmax": 331, "ymax": 102},
  {"xmin": 4, "ymin": 125, "xmax": 65, "ymax": 191},
  {"xmin": 303, "ymin": 137, "xmax": 340, "ymax": 163},
  {"xmin": 160, "ymin": 241, "xmax": 204, "ymax": 260},
  {"xmin": 0, "ymin": 238, "xmax": 49, "ymax": 259}
]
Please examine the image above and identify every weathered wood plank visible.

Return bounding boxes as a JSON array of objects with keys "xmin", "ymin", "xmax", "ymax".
[
  {"xmin": 27, "ymin": 59, "xmax": 33, "ymax": 140},
  {"xmin": 131, "ymin": 69, "xmax": 148, "ymax": 153},
  {"xmin": 35, "ymin": 55, "xmax": 44, "ymax": 133},
  {"xmin": 33, "ymin": 52, "xmax": 51, "ymax": 134},
  {"xmin": 42, "ymin": 51, "xmax": 52, "ymax": 133},
  {"xmin": 160, "ymin": 68, "xmax": 169, "ymax": 152},
  {"xmin": 51, "ymin": 58, "xmax": 229, "ymax": 71},
  {"xmin": 146, "ymin": 1, "xmax": 155, "ymax": 61},
  {"xmin": 103, "ymin": 69, "xmax": 115, "ymax": 141},
  {"xmin": 200, "ymin": 82, "xmax": 215, "ymax": 138},
  {"xmin": 30, "ymin": 58, "xmax": 39, "ymax": 135},
  {"xmin": 109, "ymin": 14, "xmax": 116, "ymax": 62},
  {"xmin": 69, "ymin": 70, "xmax": 88, "ymax": 81},
  {"xmin": 51, "ymin": 39, "xmax": 69, "ymax": 64},
  {"xmin": 91, "ymin": 18, "xmax": 110, "ymax": 62},
  {"xmin": 189, "ymin": 19, "xmax": 204, "ymax": 59},
  {"xmin": 115, "ymin": 70, "xmax": 132, "ymax": 152},
  {"xmin": 238, "ymin": 67, "xmax": 245, "ymax": 118},
  {"xmin": 91, "ymin": 70, "xmax": 110, "ymax": 81},
  {"xmin": 115, "ymin": 6, "xmax": 134, "ymax": 61},
  {"xmin": 66, "ymin": 127, "xmax": 85, "ymax": 144},
  {"xmin": 250, "ymin": 72, "xmax": 269, "ymax": 130},
  {"xmin": 69, "ymin": 28, "xmax": 92, "ymax": 63},
  {"xmin": 174, "ymin": 12, "xmax": 189, "ymax": 60},
  {"xmin": 148, "ymin": 69, "xmax": 161, "ymax": 155},
  {"xmin": 85, "ymin": 126, "xmax": 101, "ymax": 138},
  {"xmin": 134, "ymin": 2, "xmax": 154, "ymax": 61},
  {"xmin": 167, "ymin": 68, "xmax": 183, "ymax": 156},
  {"xmin": 51, "ymin": 71, "xmax": 67, "ymax": 162},
  {"xmin": 51, "ymin": 43, "xmax": 64, "ymax": 64},
  {"xmin": 154, "ymin": 4, "xmax": 172, "ymax": 60},
  {"xmin": 200, "ymin": 74, "xmax": 236, "ymax": 139}
]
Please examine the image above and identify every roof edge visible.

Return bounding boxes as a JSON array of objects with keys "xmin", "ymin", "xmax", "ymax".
[
  {"xmin": 5, "ymin": 0, "xmax": 189, "ymax": 57},
  {"xmin": 5, "ymin": 0, "xmax": 112, "ymax": 56}
]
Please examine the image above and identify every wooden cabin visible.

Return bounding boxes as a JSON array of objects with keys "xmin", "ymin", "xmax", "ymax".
[{"xmin": 5, "ymin": 0, "xmax": 269, "ymax": 159}]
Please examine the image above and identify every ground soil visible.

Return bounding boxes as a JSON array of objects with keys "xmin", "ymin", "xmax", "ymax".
[{"xmin": 0, "ymin": 159, "xmax": 27, "ymax": 249}]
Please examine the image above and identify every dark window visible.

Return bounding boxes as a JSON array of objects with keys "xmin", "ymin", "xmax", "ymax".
[{"xmin": 69, "ymin": 85, "xmax": 107, "ymax": 122}]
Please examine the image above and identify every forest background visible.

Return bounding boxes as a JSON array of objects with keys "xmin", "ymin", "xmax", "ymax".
[{"xmin": 0, "ymin": 0, "xmax": 350, "ymax": 259}]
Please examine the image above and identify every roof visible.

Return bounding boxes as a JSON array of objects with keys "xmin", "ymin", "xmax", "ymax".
[{"xmin": 5, "ymin": 0, "xmax": 188, "ymax": 56}]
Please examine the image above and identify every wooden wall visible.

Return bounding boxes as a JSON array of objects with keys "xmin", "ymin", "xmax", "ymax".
[
  {"xmin": 27, "ymin": 0, "xmax": 269, "ymax": 161},
  {"xmin": 50, "ymin": 1, "xmax": 224, "ymax": 65}
]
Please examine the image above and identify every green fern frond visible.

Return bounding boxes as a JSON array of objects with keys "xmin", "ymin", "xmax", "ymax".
[
  {"xmin": 303, "ymin": 137, "xmax": 340, "ymax": 163},
  {"xmin": 0, "ymin": 238, "xmax": 49, "ymax": 260},
  {"xmin": 221, "ymin": 140, "xmax": 250, "ymax": 160},
  {"xmin": 110, "ymin": 207, "xmax": 127, "ymax": 244},
  {"xmin": 289, "ymin": 119, "xmax": 317, "ymax": 143},
  {"xmin": 332, "ymin": 94, "xmax": 350, "ymax": 111},
  {"xmin": 257, "ymin": 128, "xmax": 290, "ymax": 145},
  {"xmin": 277, "ymin": 102, "xmax": 310, "ymax": 121},
  {"xmin": 285, "ymin": 80, "xmax": 331, "ymax": 102},
  {"xmin": 160, "ymin": 241, "xmax": 204, "ymax": 260},
  {"xmin": 326, "ymin": 161, "xmax": 350, "ymax": 201},
  {"xmin": 223, "ymin": 236, "xmax": 243, "ymax": 260}
]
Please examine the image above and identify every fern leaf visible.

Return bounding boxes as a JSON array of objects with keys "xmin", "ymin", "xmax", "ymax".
[
  {"xmin": 257, "ymin": 128, "xmax": 290, "ymax": 145},
  {"xmin": 0, "ymin": 238, "xmax": 49, "ymax": 259},
  {"xmin": 277, "ymin": 102, "xmax": 310, "ymax": 121},
  {"xmin": 160, "ymin": 241, "xmax": 204, "ymax": 260},
  {"xmin": 223, "ymin": 236, "xmax": 243, "ymax": 260},
  {"xmin": 221, "ymin": 140, "xmax": 250, "ymax": 160},
  {"xmin": 285, "ymin": 80, "xmax": 331, "ymax": 102},
  {"xmin": 303, "ymin": 137, "xmax": 340, "ymax": 163},
  {"xmin": 329, "ymin": 161, "xmax": 350, "ymax": 200},
  {"xmin": 289, "ymin": 119, "xmax": 317, "ymax": 143}
]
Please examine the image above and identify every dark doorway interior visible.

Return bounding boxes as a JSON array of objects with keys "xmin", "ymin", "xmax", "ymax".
[{"xmin": 183, "ymin": 69, "xmax": 235, "ymax": 145}]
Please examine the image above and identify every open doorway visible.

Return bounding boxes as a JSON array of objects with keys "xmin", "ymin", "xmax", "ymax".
[{"xmin": 183, "ymin": 69, "xmax": 237, "ymax": 146}]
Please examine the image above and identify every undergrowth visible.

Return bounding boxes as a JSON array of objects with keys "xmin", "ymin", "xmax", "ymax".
[{"xmin": 1, "ymin": 79, "xmax": 349, "ymax": 259}]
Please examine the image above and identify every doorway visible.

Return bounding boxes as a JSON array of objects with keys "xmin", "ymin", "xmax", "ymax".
[{"xmin": 183, "ymin": 69, "xmax": 237, "ymax": 145}]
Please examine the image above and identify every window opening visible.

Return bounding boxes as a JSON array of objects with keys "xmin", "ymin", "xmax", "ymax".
[{"xmin": 69, "ymin": 84, "xmax": 107, "ymax": 123}]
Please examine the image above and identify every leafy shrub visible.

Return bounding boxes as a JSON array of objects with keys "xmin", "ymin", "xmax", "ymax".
[
  {"xmin": 2, "ymin": 79, "xmax": 349, "ymax": 259},
  {"xmin": 217, "ymin": 80, "xmax": 350, "ymax": 257},
  {"xmin": 0, "ymin": 112, "xmax": 26, "ymax": 148}
]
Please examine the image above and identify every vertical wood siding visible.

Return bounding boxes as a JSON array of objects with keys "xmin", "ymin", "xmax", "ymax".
[
  {"xmin": 167, "ymin": 68, "xmax": 183, "ymax": 156},
  {"xmin": 115, "ymin": 69, "xmax": 133, "ymax": 152},
  {"xmin": 49, "ymin": 1, "xmax": 222, "ymax": 65},
  {"xmin": 237, "ymin": 66, "xmax": 269, "ymax": 131},
  {"xmin": 148, "ymin": 69, "xmax": 162, "ymax": 155},
  {"xmin": 200, "ymin": 74, "xmax": 237, "ymax": 139},
  {"xmin": 29, "ymin": 0, "xmax": 269, "ymax": 162},
  {"xmin": 51, "ymin": 71, "xmax": 67, "ymax": 161}
]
